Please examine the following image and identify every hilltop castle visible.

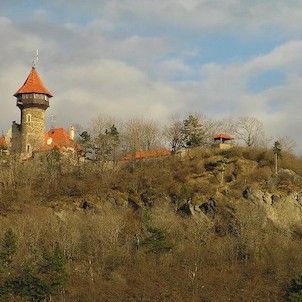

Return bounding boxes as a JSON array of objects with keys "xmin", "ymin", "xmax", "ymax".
[
  {"xmin": 0, "ymin": 62, "xmax": 77, "ymax": 158},
  {"xmin": 0, "ymin": 58, "xmax": 234, "ymax": 159}
]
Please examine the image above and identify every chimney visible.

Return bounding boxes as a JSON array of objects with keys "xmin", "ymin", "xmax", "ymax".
[{"xmin": 69, "ymin": 126, "xmax": 75, "ymax": 141}]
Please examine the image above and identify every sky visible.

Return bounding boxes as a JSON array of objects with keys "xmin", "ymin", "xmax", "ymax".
[{"xmin": 1, "ymin": 0, "xmax": 302, "ymax": 152}]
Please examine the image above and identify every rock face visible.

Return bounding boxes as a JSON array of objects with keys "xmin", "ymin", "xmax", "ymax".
[
  {"xmin": 199, "ymin": 198, "xmax": 217, "ymax": 215},
  {"xmin": 177, "ymin": 182, "xmax": 302, "ymax": 232},
  {"xmin": 242, "ymin": 186, "xmax": 302, "ymax": 230}
]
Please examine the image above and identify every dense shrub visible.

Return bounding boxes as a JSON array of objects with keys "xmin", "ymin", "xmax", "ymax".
[{"xmin": 287, "ymin": 275, "xmax": 302, "ymax": 302}]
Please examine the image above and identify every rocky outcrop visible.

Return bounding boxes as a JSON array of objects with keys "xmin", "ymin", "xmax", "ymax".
[
  {"xmin": 242, "ymin": 186, "xmax": 302, "ymax": 230},
  {"xmin": 177, "ymin": 183, "xmax": 302, "ymax": 232}
]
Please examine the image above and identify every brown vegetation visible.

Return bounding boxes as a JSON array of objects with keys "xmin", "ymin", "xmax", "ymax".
[{"xmin": 0, "ymin": 146, "xmax": 302, "ymax": 301}]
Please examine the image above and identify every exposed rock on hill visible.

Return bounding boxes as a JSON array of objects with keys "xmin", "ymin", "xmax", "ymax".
[{"xmin": 242, "ymin": 186, "xmax": 302, "ymax": 230}]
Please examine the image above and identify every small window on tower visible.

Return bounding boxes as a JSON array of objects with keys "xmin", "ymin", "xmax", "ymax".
[
  {"xmin": 27, "ymin": 145, "xmax": 30, "ymax": 153},
  {"xmin": 27, "ymin": 114, "xmax": 31, "ymax": 123}
]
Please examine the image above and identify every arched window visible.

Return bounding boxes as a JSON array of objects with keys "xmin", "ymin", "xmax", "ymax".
[
  {"xmin": 26, "ymin": 114, "xmax": 31, "ymax": 123},
  {"xmin": 27, "ymin": 145, "xmax": 30, "ymax": 153}
]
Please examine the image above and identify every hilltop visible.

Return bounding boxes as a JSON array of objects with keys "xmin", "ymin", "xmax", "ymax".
[{"xmin": 0, "ymin": 146, "xmax": 302, "ymax": 301}]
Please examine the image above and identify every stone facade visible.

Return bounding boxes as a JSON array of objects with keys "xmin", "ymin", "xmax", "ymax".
[
  {"xmin": 10, "ymin": 122, "xmax": 21, "ymax": 153},
  {"xmin": 20, "ymin": 107, "xmax": 46, "ymax": 156}
]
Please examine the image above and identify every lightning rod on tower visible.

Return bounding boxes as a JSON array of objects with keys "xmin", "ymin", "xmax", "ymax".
[
  {"xmin": 50, "ymin": 114, "xmax": 56, "ymax": 130},
  {"xmin": 32, "ymin": 49, "xmax": 39, "ymax": 68}
]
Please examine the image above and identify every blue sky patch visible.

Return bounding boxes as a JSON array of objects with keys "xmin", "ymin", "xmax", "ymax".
[{"xmin": 247, "ymin": 70, "xmax": 285, "ymax": 93}]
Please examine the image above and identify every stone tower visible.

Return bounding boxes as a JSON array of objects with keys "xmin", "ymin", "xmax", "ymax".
[{"xmin": 13, "ymin": 66, "xmax": 53, "ymax": 157}]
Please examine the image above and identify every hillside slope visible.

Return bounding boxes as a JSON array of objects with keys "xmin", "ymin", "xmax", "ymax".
[{"xmin": 0, "ymin": 146, "xmax": 302, "ymax": 301}]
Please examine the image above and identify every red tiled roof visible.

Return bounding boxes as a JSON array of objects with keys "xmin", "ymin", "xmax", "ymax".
[
  {"xmin": 38, "ymin": 128, "xmax": 76, "ymax": 152},
  {"xmin": 214, "ymin": 133, "xmax": 234, "ymax": 140},
  {"xmin": 122, "ymin": 148, "xmax": 171, "ymax": 160},
  {"xmin": 0, "ymin": 136, "xmax": 7, "ymax": 149},
  {"xmin": 14, "ymin": 67, "xmax": 53, "ymax": 97}
]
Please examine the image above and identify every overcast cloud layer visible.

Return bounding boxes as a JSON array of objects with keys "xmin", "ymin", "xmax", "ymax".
[{"xmin": 1, "ymin": 1, "xmax": 302, "ymax": 151}]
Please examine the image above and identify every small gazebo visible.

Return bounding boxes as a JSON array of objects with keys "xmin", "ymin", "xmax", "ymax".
[{"xmin": 214, "ymin": 133, "xmax": 234, "ymax": 149}]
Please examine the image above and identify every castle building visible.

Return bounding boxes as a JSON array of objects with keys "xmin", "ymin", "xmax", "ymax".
[
  {"xmin": 1, "ymin": 60, "xmax": 78, "ymax": 159},
  {"xmin": 11, "ymin": 66, "xmax": 52, "ymax": 157}
]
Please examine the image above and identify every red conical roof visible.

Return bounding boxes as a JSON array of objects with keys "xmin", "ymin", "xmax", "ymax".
[{"xmin": 14, "ymin": 67, "xmax": 53, "ymax": 97}]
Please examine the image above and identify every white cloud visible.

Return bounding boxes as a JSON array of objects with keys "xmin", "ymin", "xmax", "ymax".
[
  {"xmin": 47, "ymin": 59, "xmax": 184, "ymax": 129},
  {"xmin": 75, "ymin": 0, "xmax": 302, "ymax": 34},
  {"xmin": 154, "ymin": 59, "xmax": 194, "ymax": 80},
  {"xmin": 3, "ymin": 0, "xmax": 302, "ymax": 36},
  {"xmin": 246, "ymin": 41, "xmax": 302, "ymax": 72},
  {"xmin": 2, "ymin": 2, "xmax": 302, "ymax": 153}
]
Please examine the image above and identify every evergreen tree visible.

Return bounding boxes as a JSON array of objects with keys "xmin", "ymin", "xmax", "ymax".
[
  {"xmin": 288, "ymin": 274, "xmax": 302, "ymax": 302},
  {"xmin": 78, "ymin": 131, "xmax": 92, "ymax": 160},
  {"xmin": 181, "ymin": 115, "xmax": 204, "ymax": 148},
  {"xmin": 0, "ymin": 228, "xmax": 16, "ymax": 267},
  {"xmin": 0, "ymin": 241, "xmax": 67, "ymax": 302},
  {"xmin": 39, "ymin": 242, "xmax": 68, "ymax": 295},
  {"xmin": 95, "ymin": 124, "xmax": 120, "ymax": 162},
  {"xmin": 79, "ymin": 131, "xmax": 91, "ymax": 144},
  {"xmin": 3, "ymin": 266, "xmax": 50, "ymax": 302},
  {"xmin": 104, "ymin": 124, "xmax": 120, "ymax": 161},
  {"xmin": 142, "ymin": 226, "xmax": 173, "ymax": 254},
  {"xmin": 273, "ymin": 141, "xmax": 282, "ymax": 174}
]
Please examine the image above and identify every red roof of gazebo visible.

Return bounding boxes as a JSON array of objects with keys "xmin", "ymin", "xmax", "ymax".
[{"xmin": 214, "ymin": 133, "xmax": 234, "ymax": 140}]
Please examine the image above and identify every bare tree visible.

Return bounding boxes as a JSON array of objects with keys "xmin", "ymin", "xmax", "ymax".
[
  {"xmin": 212, "ymin": 117, "xmax": 237, "ymax": 136},
  {"xmin": 141, "ymin": 119, "xmax": 163, "ymax": 151},
  {"xmin": 277, "ymin": 135, "xmax": 296, "ymax": 153},
  {"xmin": 163, "ymin": 115, "xmax": 183, "ymax": 153},
  {"xmin": 122, "ymin": 118, "xmax": 162, "ymax": 153},
  {"xmin": 233, "ymin": 116, "xmax": 270, "ymax": 148},
  {"xmin": 199, "ymin": 115, "xmax": 217, "ymax": 146},
  {"xmin": 73, "ymin": 123, "xmax": 85, "ymax": 141},
  {"xmin": 89, "ymin": 115, "xmax": 118, "ymax": 139}
]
